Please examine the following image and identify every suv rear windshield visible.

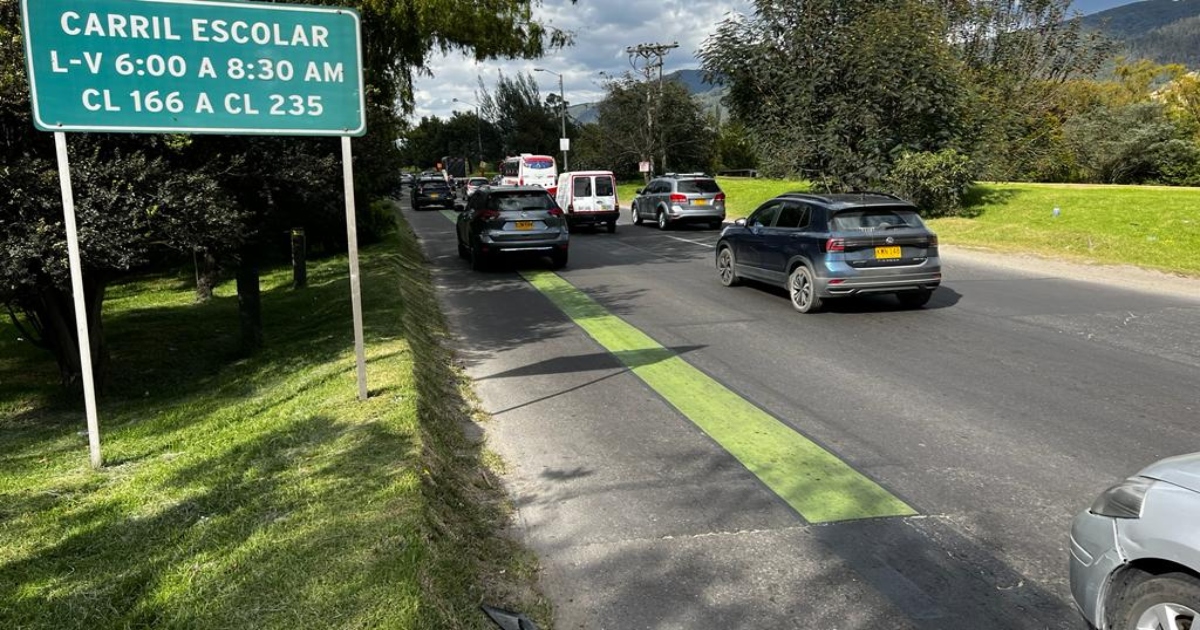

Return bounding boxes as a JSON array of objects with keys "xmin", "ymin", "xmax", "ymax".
[
  {"xmin": 830, "ymin": 207, "xmax": 924, "ymax": 231},
  {"xmin": 524, "ymin": 158, "xmax": 554, "ymax": 169},
  {"xmin": 490, "ymin": 192, "xmax": 556, "ymax": 211},
  {"xmin": 677, "ymin": 179, "xmax": 721, "ymax": 194},
  {"xmin": 468, "ymin": 178, "xmax": 489, "ymax": 186},
  {"xmin": 420, "ymin": 179, "xmax": 449, "ymax": 188}
]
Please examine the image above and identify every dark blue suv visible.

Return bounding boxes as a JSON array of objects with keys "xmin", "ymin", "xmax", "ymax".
[{"xmin": 715, "ymin": 193, "xmax": 941, "ymax": 313}]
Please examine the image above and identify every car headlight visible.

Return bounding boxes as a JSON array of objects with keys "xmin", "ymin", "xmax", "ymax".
[{"xmin": 1090, "ymin": 477, "xmax": 1156, "ymax": 519}]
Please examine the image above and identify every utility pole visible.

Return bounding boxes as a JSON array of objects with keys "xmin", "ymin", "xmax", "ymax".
[
  {"xmin": 626, "ymin": 42, "xmax": 678, "ymax": 181},
  {"xmin": 534, "ymin": 68, "xmax": 569, "ymax": 171}
]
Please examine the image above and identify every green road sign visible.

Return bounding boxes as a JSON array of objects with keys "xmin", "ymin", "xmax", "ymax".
[{"xmin": 21, "ymin": 0, "xmax": 365, "ymax": 136}]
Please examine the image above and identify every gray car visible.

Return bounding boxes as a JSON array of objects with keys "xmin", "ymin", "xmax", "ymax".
[
  {"xmin": 456, "ymin": 186, "xmax": 569, "ymax": 270},
  {"xmin": 632, "ymin": 173, "xmax": 726, "ymax": 230},
  {"xmin": 715, "ymin": 193, "xmax": 941, "ymax": 313},
  {"xmin": 1071, "ymin": 453, "xmax": 1200, "ymax": 629}
]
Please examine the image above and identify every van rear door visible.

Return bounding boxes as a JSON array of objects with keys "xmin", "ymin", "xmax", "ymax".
[{"xmin": 570, "ymin": 175, "xmax": 617, "ymax": 214}]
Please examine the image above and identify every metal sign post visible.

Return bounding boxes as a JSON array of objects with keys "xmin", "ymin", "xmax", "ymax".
[
  {"xmin": 54, "ymin": 132, "xmax": 103, "ymax": 468},
  {"xmin": 342, "ymin": 136, "xmax": 368, "ymax": 401},
  {"xmin": 21, "ymin": 0, "xmax": 370, "ymax": 466}
]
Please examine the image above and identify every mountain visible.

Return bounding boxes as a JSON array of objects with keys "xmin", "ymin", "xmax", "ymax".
[
  {"xmin": 1083, "ymin": 0, "xmax": 1200, "ymax": 67},
  {"xmin": 1069, "ymin": 0, "xmax": 1140, "ymax": 16}
]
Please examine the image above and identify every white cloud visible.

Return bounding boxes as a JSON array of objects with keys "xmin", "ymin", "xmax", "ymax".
[{"xmin": 412, "ymin": 0, "xmax": 751, "ymax": 120}]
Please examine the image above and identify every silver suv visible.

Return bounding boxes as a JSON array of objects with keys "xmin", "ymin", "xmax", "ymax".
[{"xmin": 632, "ymin": 173, "xmax": 726, "ymax": 230}]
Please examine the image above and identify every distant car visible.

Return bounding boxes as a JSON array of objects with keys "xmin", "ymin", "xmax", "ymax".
[
  {"xmin": 714, "ymin": 192, "xmax": 941, "ymax": 313},
  {"xmin": 413, "ymin": 177, "xmax": 454, "ymax": 210},
  {"xmin": 456, "ymin": 186, "xmax": 569, "ymax": 270},
  {"xmin": 464, "ymin": 177, "xmax": 490, "ymax": 199},
  {"xmin": 1071, "ymin": 453, "xmax": 1200, "ymax": 630},
  {"xmin": 632, "ymin": 173, "xmax": 726, "ymax": 230},
  {"xmin": 399, "ymin": 172, "xmax": 415, "ymax": 186}
]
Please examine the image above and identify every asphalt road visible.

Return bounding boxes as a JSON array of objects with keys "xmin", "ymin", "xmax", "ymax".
[{"xmin": 401, "ymin": 197, "xmax": 1200, "ymax": 629}]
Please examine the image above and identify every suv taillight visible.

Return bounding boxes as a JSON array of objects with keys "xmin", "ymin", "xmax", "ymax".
[
  {"xmin": 929, "ymin": 234, "xmax": 939, "ymax": 247},
  {"xmin": 669, "ymin": 193, "xmax": 687, "ymax": 203},
  {"xmin": 477, "ymin": 210, "xmax": 500, "ymax": 221},
  {"xmin": 824, "ymin": 238, "xmax": 845, "ymax": 253},
  {"xmin": 549, "ymin": 207, "xmax": 564, "ymax": 217},
  {"xmin": 715, "ymin": 193, "xmax": 726, "ymax": 202}
]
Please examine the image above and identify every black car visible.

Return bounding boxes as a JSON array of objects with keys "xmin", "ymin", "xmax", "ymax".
[
  {"xmin": 715, "ymin": 192, "xmax": 941, "ymax": 313},
  {"xmin": 413, "ymin": 177, "xmax": 454, "ymax": 210},
  {"xmin": 456, "ymin": 186, "xmax": 569, "ymax": 270}
]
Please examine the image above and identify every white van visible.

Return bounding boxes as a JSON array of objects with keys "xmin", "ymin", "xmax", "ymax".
[{"xmin": 555, "ymin": 171, "xmax": 620, "ymax": 233}]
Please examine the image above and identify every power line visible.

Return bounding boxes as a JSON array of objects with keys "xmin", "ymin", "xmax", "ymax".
[{"xmin": 626, "ymin": 42, "xmax": 678, "ymax": 179}]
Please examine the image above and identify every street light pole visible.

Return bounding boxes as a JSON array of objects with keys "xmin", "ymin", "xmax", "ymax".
[
  {"xmin": 452, "ymin": 97, "xmax": 483, "ymax": 175},
  {"xmin": 535, "ymin": 68, "xmax": 569, "ymax": 171}
]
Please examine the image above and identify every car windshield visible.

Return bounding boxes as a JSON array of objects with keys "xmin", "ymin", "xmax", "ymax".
[
  {"xmin": 469, "ymin": 178, "xmax": 488, "ymax": 186},
  {"xmin": 492, "ymin": 192, "xmax": 555, "ymax": 211},
  {"xmin": 677, "ymin": 179, "xmax": 721, "ymax": 194},
  {"xmin": 524, "ymin": 159, "xmax": 554, "ymax": 170},
  {"xmin": 831, "ymin": 207, "xmax": 924, "ymax": 231}
]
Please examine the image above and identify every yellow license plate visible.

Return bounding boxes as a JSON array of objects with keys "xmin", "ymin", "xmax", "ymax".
[
  {"xmin": 875, "ymin": 246, "xmax": 902, "ymax": 259},
  {"xmin": 693, "ymin": 199, "xmax": 707, "ymax": 206},
  {"xmin": 514, "ymin": 221, "xmax": 535, "ymax": 230},
  {"xmin": 429, "ymin": 193, "xmax": 439, "ymax": 199}
]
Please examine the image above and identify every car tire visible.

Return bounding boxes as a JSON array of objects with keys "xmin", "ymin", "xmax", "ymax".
[
  {"xmin": 657, "ymin": 211, "xmax": 669, "ymax": 231},
  {"xmin": 606, "ymin": 221, "xmax": 617, "ymax": 234},
  {"xmin": 897, "ymin": 290, "xmax": 933, "ymax": 309},
  {"xmin": 716, "ymin": 246, "xmax": 741, "ymax": 287},
  {"xmin": 711, "ymin": 220, "xmax": 724, "ymax": 230},
  {"xmin": 1106, "ymin": 570, "xmax": 1200, "ymax": 630},
  {"xmin": 550, "ymin": 250, "xmax": 568, "ymax": 270},
  {"xmin": 457, "ymin": 239, "xmax": 469, "ymax": 259},
  {"xmin": 632, "ymin": 208, "xmax": 643, "ymax": 226},
  {"xmin": 413, "ymin": 202, "xmax": 422, "ymax": 211},
  {"xmin": 788, "ymin": 266, "xmax": 823, "ymax": 314},
  {"xmin": 469, "ymin": 241, "xmax": 488, "ymax": 271}
]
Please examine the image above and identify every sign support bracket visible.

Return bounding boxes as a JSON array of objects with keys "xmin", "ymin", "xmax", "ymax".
[{"xmin": 55, "ymin": 131, "xmax": 103, "ymax": 469}]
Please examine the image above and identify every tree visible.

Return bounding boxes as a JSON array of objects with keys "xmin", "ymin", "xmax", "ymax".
[
  {"xmin": 576, "ymin": 74, "xmax": 715, "ymax": 179},
  {"xmin": 701, "ymin": 0, "xmax": 971, "ymax": 187},
  {"xmin": 479, "ymin": 72, "xmax": 560, "ymax": 157}
]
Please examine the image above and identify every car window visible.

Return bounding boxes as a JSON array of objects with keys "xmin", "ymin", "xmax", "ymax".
[
  {"xmin": 469, "ymin": 178, "xmax": 488, "ymax": 186},
  {"xmin": 595, "ymin": 177, "xmax": 614, "ymax": 196},
  {"xmin": 748, "ymin": 202, "xmax": 782, "ymax": 227},
  {"xmin": 525, "ymin": 158, "xmax": 554, "ymax": 170},
  {"xmin": 491, "ymin": 192, "xmax": 555, "ymax": 211},
  {"xmin": 830, "ymin": 206, "xmax": 925, "ymax": 231},
  {"xmin": 574, "ymin": 177, "xmax": 592, "ymax": 197},
  {"xmin": 677, "ymin": 179, "xmax": 721, "ymax": 194},
  {"xmin": 775, "ymin": 204, "xmax": 811, "ymax": 229}
]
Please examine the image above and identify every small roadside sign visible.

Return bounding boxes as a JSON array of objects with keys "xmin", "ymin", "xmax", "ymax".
[
  {"xmin": 639, "ymin": 161, "xmax": 651, "ymax": 173},
  {"xmin": 21, "ymin": 0, "xmax": 365, "ymax": 136}
]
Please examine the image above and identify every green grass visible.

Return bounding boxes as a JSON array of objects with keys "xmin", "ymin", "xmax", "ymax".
[
  {"xmin": 928, "ymin": 182, "xmax": 1200, "ymax": 276},
  {"xmin": 0, "ymin": 209, "xmax": 546, "ymax": 629},
  {"xmin": 618, "ymin": 176, "xmax": 812, "ymax": 219}
]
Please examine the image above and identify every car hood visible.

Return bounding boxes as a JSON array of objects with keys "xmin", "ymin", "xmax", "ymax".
[{"xmin": 1139, "ymin": 452, "xmax": 1200, "ymax": 493}]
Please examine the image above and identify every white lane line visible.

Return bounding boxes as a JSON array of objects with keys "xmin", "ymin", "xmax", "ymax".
[{"xmin": 663, "ymin": 234, "xmax": 718, "ymax": 248}]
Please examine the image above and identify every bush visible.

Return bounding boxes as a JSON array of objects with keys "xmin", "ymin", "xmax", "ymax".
[
  {"xmin": 357, "ymin": 199, "xmax": 399, "ymax": 244},
  {"xmin": 887, "ymin": 149, "xmax": 976, "ymax": 217}
]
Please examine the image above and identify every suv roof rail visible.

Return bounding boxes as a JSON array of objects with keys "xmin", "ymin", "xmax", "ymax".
[
  {"xmin": 779, "ymin": 191, "xmax": 834, "ymax": 203},
  {"xmin": 664, "ymin": 172, "xmax": 710, "ymax": 178},
  {"xmin": 848, "ymin": 190, "xmax": 904, "ymax": 200}
]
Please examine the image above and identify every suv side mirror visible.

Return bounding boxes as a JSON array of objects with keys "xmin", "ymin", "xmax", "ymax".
[{"xmin": 735, "ymin": 218, "xmax": 747, "ymax": 227}]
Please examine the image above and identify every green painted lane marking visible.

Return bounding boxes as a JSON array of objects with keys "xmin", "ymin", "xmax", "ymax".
[
  {"xmin": 519, "ymin": 270, "xmax": 916, "ymax": 524},
  {"xmin": 439, "ymin": 210, "xmax": 458, "ymax": 223},
  {"xmin": 429, "ymin": 206, "xmax": 915, "ymax": 522}
]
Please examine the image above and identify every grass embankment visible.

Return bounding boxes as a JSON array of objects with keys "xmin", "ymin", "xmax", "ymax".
[
  {"xmin": 928, "ymin": 182, "xmax": 1200, "ymax": 276},
  {"xmin": 0, "ymin": 211, "xmax": 545, "ymax": 628},
  {"xmin": 618, "ymin": 176, "xmax": 811, "ymax": 218}
]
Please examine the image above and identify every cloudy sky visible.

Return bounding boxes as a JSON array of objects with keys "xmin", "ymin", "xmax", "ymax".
[{"xmin": 411, "ymin": 0, "xmax": 753, "ymax": 121}]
